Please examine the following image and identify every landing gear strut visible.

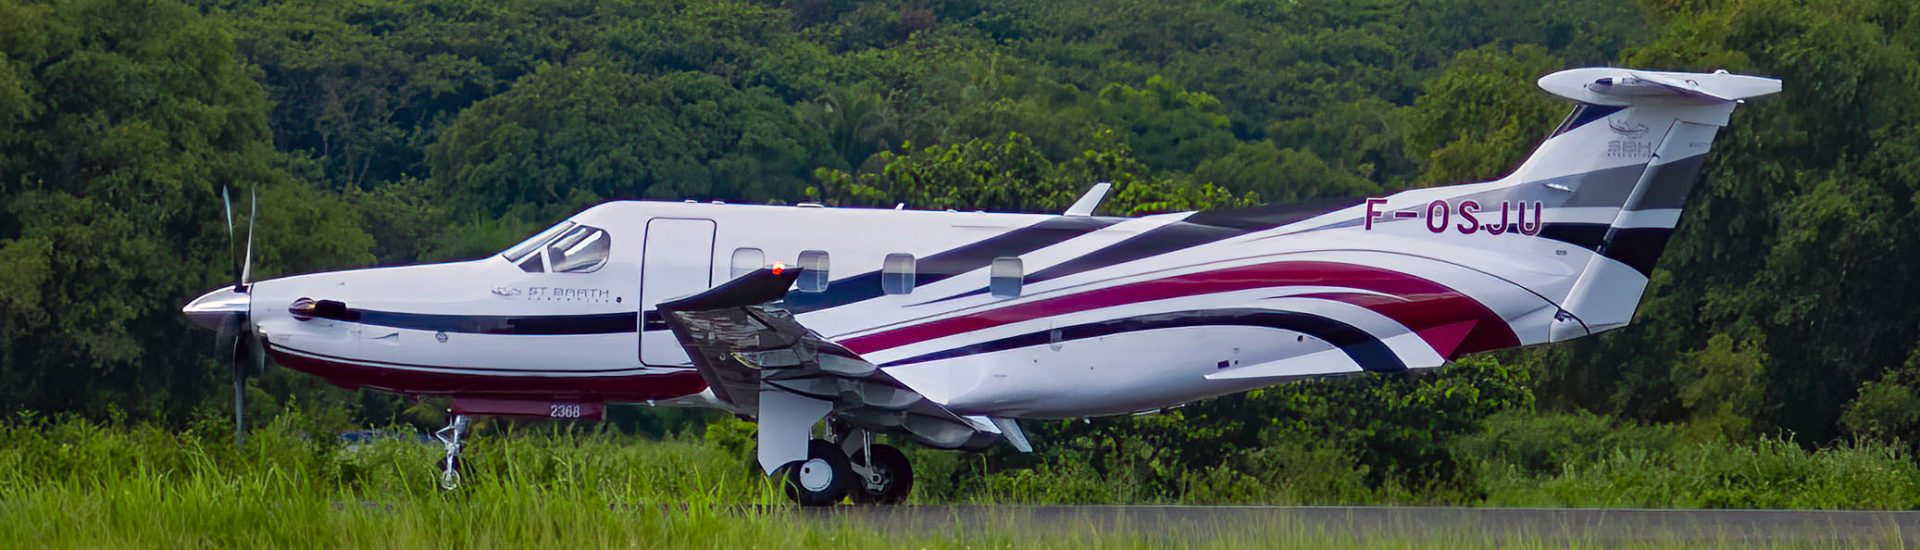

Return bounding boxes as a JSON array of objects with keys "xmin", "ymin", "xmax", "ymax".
[{"xmin": 434, "ymin": 414, "xmax": 471, "ymax": 491}]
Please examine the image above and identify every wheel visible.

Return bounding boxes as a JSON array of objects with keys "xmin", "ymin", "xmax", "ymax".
[
  {"xmin": 849, "ymin": 444, "xmax": 913, "ymax": 505},
  {"xmin": 780, "ymin": 439, "xmax": 851, "ymax": 506},
  {"xmin": 437, "ymin": 455, "xmax": 463, "ymax": 491}
]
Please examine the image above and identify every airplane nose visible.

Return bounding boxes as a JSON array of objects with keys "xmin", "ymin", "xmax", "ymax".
[{"xmin": 183, "ymin": 286, "xmax": 250, "ymax": 330}]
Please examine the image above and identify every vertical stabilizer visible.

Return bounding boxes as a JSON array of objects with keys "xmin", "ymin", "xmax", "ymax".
[{"xmin": 1518, "ymin": 69, "xmax": 1779, "ymax": 340}]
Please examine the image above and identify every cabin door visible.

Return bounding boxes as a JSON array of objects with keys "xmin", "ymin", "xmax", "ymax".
[{"xmin": 639, "ymin": 218, "xmax": 716, "ymax": 366}]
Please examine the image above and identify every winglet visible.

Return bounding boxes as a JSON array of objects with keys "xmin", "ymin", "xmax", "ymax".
[
  {"xmin": 1063, "ymin": 182, "xmax": 1111, "ymax": 217},
  {"xmin": 657, "ymin": 267, "xmax": 801, "ymax": 312}
]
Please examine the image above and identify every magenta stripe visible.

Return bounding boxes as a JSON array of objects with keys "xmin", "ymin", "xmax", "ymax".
[{"xmin": 840, "ymin": 261, "xmax": 1518, "ymax": 356}]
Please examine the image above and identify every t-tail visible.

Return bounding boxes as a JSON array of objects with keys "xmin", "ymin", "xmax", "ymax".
[{"xmin": 1378, "ymin": 68, "xmax": 1780, "ymax": 343}]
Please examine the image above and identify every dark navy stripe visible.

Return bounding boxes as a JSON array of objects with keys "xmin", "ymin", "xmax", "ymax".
[
  {"xmin": 1018, "ymin": 199, "xmax": 1358, "ymax": 290},
  {"xmin": 1536, "ymin": 222, "xmax": 1675, "ymax": 277},
  {"xmin": 1550, "ymin": 103, "xmax": 1627, "ymax": 138},
  {"xmin": 1597, "ymin": 227, "xmax": 1674, "ymax": 277},
  {"xmin": 782, "ymin": 216, "xmax": 1120, "ymax": 314},
  {"xmin": 1020, "ymin": 222, "xmax": 1243, "ymax": 287},
  {"xmin": 1537, "ymin": 222, "xmax": 1610, "ymax": 251},
  {"xmin": 348, "ymin": 310, "xmax": 637, "ymax": 335},
  {"xmin": 267, "ymin": 342, "xmax": 654, "ymax": 373},
  {"xmin": 878, "ymin": 308, "xmax": 1405, "ymax": 372}
]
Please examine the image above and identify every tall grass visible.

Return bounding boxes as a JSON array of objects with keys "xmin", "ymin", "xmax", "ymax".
[
  {"xmin": 2, "ymin": 414, "xmax": 1915, "ymax": 547},
  {"xmin": 0, "ymin": 414, "xmax": 1511, "ymax": 548},
  {"xmin": 1476, "ymin": 439, "xmax": 1920, "ymax": 509}
]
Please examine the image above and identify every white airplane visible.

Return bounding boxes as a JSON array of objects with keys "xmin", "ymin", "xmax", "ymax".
[{"xmin": 185, "ymin": 68, "xmax": 1779, "ymax": 505}]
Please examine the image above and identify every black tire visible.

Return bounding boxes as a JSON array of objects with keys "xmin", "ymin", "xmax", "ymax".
[
  {"xmin": 780, "ymin": 439, "xmax": 851, "ymax": 506},
  {"xmin": 848, "ymin": 444, "xmax": 913, "ymax": 505}
]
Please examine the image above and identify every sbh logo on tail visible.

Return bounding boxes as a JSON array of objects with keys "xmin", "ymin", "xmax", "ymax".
[
  {"xmin": 1607, "ymin": 116, "xmax": 1650, "ymax": 138},
  {"xmin": 1607, "ymin": 115, "xmax": 1656, "ymax": 159}
]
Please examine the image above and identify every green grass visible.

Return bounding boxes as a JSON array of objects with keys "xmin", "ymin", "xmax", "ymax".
[{"xmin": 0, "ymin": 415, "xmax": 1913, "ymax": 548}]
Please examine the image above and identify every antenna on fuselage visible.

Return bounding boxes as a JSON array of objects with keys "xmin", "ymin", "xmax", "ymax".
[{"xmin": 1063, "ymin": 182, "xmax": 1111, "ymax": 217}]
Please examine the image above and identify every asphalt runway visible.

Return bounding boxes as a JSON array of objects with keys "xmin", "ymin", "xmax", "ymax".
[{"xmin": 799, "ymin": 505, "xmax": 1920, "ymax": 544}]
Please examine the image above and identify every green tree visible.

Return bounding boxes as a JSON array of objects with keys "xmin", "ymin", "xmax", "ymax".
[
  {"xmin": 1194, "ymin": 140, "xmax": 1379, "ymax": 202},
  {"xmin": 1093, "ymin": 76, "xmax": 1236, "ymax": 172},
  {"xmin": 1671, "ymin": 333, "xmax": 1769, "ymax": 441},
  {"xmin": 809, "ymin": 131, "xmax": 1255, "ymax": 216},
  {"xmin": 0, "ymin": 0, "xmax": 370, "ymax": 420},
  {"xmin": 1841, "ymin": 344, "xmax": 1920, "ymax": 448},
  {"xmin": 429, "ymin": 65, "xmax": 836, "ymax": 219},
  {"xmin": 1403, "ymin": 44, "xmax": 1565, "ymax": 186},
  {"xmin": 811, "ymin": 132, "xmax": 1069, "ymax": 212}
]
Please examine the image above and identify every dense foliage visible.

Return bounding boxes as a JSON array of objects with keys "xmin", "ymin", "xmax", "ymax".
[{"xmin": 4, "ymin": 0, "xmax": 1919, "ymax": 505}]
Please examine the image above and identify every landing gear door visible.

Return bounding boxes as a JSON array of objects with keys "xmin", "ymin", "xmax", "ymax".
[{"xmin": 640, "ymin": 218, "xmax": 716, "ymax": 366}]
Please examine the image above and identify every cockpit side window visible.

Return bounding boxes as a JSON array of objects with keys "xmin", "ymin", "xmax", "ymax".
[
  {"xmin": 517, "ymin": 254, "xmax": 545, "ymax": 273},
  {"xmin": 546, "ymin": 225, "xmax": 611, "ymax": 273},
  {"xmin": 503, "ymin": 222, "xmax": 575, "ymax": 262}
]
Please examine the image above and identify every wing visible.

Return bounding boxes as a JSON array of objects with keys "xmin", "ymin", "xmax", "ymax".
[{"xmin": 657, "ymin": 268, "xmax": 1012, "ymax": 462}]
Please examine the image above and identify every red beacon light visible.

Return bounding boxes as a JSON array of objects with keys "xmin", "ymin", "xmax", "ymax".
[{"xmin": 770, "ymin": 261, "xmax": 785, "ymax": 275}]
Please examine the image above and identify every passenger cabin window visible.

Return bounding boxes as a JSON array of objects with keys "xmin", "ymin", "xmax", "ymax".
[
  {"xmin": 797, "ymin": 250, "xmax": 830, "ymax": 292},
  {"xmin": 881, "ymin": 253, "xmax": 916, "ymax": 295},
  {"xmin": 545, "ymin": 225, "xmax": 611, "ymax": 273},
  {"xmin": 730, "ymin": 248, "xmax": 765, "ymax": 278},
  {"xmin": 990, "ymin": 257, "xmax": 1023, "ymax": 298}
]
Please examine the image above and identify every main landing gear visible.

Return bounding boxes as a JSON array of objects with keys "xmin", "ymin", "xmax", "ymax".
[
  {"xmin": 849, "ymin": 441, "xmax": 912, "ymax": 504},
  {"xmin": 434, "ymin": 414, "xmax": 471, "ymax": 491},
  {"xmin": 776, "ymin": 427, "xmax": 914, "ymax": 506}
]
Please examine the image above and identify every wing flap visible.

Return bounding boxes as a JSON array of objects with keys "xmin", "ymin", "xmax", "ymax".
[{"xmin": 659, "ymin": 268, "xmax": 1009, "ymax": 452}]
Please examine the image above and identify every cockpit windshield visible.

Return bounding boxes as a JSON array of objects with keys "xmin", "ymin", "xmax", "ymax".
[
  {"xmin": 546, "ymin": 225, "xmax": 610, "ymax": 273},
  {"xmin": 502, "ymin": 221, "xmax": 575, "ymax": 262}
]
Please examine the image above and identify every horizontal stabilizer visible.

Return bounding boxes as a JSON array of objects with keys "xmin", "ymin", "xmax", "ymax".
[{"xmin": 1539, "ymin": 68, "xmax": 1781, "ymax": 106}]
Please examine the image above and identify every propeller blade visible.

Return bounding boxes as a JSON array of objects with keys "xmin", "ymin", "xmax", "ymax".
[
  {"xmin": 216, "ymin": 313, "xmax": 248, "ymax": 447},
  {"xmin": 240, "ymin": 188, "xmax": 256, "ymax": 289},
  {"xmin": 223, "ymin": 186, "xmax": 239, "ymax": 289},
  {"xmin": 233, "ymin": 347, "xmax": 247, "ymax": 448},
  {"xmin": 247, "ymin": 328, "xmax": 267, "ymax": 376},
  {"xmin": 215, "ymin": 312, "xmax": 240, "ymax": 358},
  {"xmin": 221, "ymin": 186, "xmax": 235, "ymax": 239},
  {"xmin": 237, "ymin": 330, "xmax": 268, "ymax": 447}
]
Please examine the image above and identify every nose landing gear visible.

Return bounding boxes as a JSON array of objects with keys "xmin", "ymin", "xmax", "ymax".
[{"xmin": 434, "ymin": 414, "xmax": 471, "ymax": 490}]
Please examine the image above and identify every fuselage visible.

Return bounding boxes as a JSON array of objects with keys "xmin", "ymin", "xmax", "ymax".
[{"xmin": 225, "ymin": 196, "xmax": 1584, "ymax": 419}]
